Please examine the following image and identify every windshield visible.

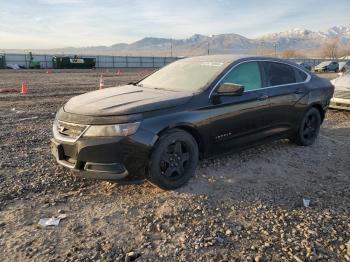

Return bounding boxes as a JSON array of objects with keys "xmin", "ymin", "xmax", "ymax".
[
  {"xmin": 139, "ymin": 59, "xmax": 227, "ymax": 92},
  {"xmin": 318, "ymin": 61, "xmax": 332, "ymax": 67}
]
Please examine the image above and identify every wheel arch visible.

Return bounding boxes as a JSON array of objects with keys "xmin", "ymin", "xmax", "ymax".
[
  {"xmin": 144, "ymin": 123, "xmax": 205, "ymax": 178},
  {"xmin": 156, "ymin": 123, "xmax": 205, "ymax": 156},
  {"xmin": 309, "ymin": 102, "xmax": 325, "ymax": 123}
]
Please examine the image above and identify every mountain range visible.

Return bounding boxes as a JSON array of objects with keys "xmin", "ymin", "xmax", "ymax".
[{"xmin": 6, "ymin": 25, "xmax": 350, "ymax": 56}]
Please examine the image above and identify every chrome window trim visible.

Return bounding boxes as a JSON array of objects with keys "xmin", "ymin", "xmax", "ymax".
[
  {"xmin": 53, "ymin": 120, "xmax": 89, "ymax": 143},
  {"xmin": 208, "ymin": 59, "xmax": 311, "ymax": 98}
]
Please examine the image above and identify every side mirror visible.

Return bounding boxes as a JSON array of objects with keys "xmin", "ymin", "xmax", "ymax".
[{"xmin": 217, "ymin": 83, "xmax": 244, "ymax": 96}]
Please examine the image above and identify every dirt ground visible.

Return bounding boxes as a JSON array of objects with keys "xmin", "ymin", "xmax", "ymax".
[{"xmin": 0, "ymin": 69, "xmax": 349, "ymax": 262}]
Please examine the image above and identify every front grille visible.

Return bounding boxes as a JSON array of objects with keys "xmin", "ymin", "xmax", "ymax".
[
  {"xmin": 334, "ymin": 90, "xmax": 350, "ymax": 99},
  {"xmin": 56, "ymin": 120, "xmax": 88, "ymax": 140},
  {"xmin": 84, "ymin": 163, "xmax": 126, "ymax": 173}
]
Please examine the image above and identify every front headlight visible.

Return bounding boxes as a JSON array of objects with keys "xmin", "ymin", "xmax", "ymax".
[{"xmin": 83, "ymin": 122, "xmax": 141, "ymax": 137}]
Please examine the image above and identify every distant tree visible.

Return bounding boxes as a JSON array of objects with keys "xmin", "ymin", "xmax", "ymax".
[
  {"xmin": 320, "ymin": 38, "xmax": 340, "ymax": 59},
  {"xmin": 281, "ymin": 49, "xmax": 304, "ymax": 58}
]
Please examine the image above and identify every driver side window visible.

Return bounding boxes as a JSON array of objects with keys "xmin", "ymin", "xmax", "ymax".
[{"xmin": 220, "ymin": 61, "xmax": 262, "ymax": 91}]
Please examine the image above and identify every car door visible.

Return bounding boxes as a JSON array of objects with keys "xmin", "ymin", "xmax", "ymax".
[
  {"xmin": 329, "ymin": 62, "xmax": 336, "ymax": 71},
  {"xmin": 205, "ymin": 60, "xmax": 272, "ymax": 153},
  {"xmin": 260, "ymin": 61, "xmax": 310, "ymax": 135},
  {"xmin": 333, "ymin": 62, "xmax": 339, "ymax": 71}
]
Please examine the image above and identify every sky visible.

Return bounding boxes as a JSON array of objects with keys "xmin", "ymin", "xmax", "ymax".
[{"xmin": 1, "ymin": 0, "xmax": 350, "ymax": 49}]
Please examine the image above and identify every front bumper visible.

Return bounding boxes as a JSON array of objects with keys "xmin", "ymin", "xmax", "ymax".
[
  {"xmin": 329, "ymin": 97, "xmax": 350, "ymax": 110},
  {"xmin": 50, "ymin": 128, "xmax": 157, "ymax": 181},
  {"xmin": 314, "ymin": 68, "xmax": 326, "ymax": 73}
]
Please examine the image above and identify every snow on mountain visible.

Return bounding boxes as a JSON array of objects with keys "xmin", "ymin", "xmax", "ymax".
[
  {"xmin": 111, "ymin": 25, "xmax": 350, "ymax": 54},
  {"xmin": 321, "ymin": 26, "xmax": 350, "ymax": 43},
  {"xmin": 261, "ymin": 26, "xmax": 350, "ymax": 40},
  {"xmin": 258, "ymin": 26, "xmax": 350, "ymax": 50},
  {"xmin": 326, "ymin": 25, "xmax": 350, "ymax": 37},
  {"xmin": 17, "ymin": 25, "xmax": 350, "ymax": 56},
  {"xmin": 260, "ymin": 28, "xmax": 323, "ymax": 40}
]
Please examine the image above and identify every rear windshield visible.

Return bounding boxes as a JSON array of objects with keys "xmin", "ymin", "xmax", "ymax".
[{"xmin": 139, "ymin": 59, "xmax": 227, "ymax": 92}]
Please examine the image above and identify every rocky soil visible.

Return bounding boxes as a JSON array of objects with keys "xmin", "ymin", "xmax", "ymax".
[{"xmin": 0, "ymin": 70, "xmax": 349, "ymax": 261}]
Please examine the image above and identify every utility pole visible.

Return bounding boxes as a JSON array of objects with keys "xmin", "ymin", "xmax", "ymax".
[
  {"xmin": 207, "ymin": 35, "xmax": 213, "ymax": 55},
  {"xmin": 273, "ymin": 43, "xmax": 278, "ymax": 57},
  {"xmin": 170, "ymin": 38, "xmax": 173, "ymax": 57}
]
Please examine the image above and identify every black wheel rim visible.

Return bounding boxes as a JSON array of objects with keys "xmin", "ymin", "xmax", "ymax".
[
  {"xmin": 160, "ymin": 141, "xmax": 190, "ymax": 179},
  {"xmin": 303, "ymin": 114, "xmax": 318, "ymax": 141}
]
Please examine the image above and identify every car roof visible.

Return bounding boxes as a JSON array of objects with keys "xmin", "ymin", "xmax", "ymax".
[
  {"xmin": 183, "ymin": 55, "xmax": 247, "ymax": 63},
  {"xmin": 182, "ymin": 55, "xmax": 298, "ymax": 65},
  {"xmin": 320, "ymin": 61, "xmax": 336, "ymax": 64}
]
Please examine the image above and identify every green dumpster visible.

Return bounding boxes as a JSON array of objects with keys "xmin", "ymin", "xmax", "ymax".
[
  {"xmin": 52, "ymin": 56, "xmax": 96, "ymax": 69},
  {"xmin": 0, "ymin": 55, "xmax": 5, "ymax": 69}
]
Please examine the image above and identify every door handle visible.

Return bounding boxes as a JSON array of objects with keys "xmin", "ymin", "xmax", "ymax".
[
  {"xmin": 295, "ymin": 88, "xmax": 304, "ymax": 94},
  {"xmin": 257, "ymin": 94, "xmax": 269, "ymax": 101}
]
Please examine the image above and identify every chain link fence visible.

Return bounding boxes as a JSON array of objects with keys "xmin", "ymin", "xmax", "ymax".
[
  {"xmin": 1, "ymin": 53, "xmax": 349, "ymax": 69},
  {"xmin": 0, "ymin": 54, "xmax": 180, "ymax": 69}
]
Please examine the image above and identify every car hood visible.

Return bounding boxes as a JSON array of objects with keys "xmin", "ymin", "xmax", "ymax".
[
  {"xmin": 331, "ymin": 75, "xmax": 350, "ymax": 90},
  {"xmin": 63, "ymin": 85, "xmax": 193, "ymax": 116}
]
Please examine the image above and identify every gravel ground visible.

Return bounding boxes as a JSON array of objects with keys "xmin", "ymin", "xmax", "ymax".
[{"xmin": 0, "ymin": 69, "xmax": 349, "ymax": 262}]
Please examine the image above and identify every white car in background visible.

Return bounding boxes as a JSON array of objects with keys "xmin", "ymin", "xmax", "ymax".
[
  {"xmin": 330, "ymin": 70, "xmax": 350, "ymax": 110},
  {"xmin": 338, "ymin": 61, "xmax": 350, "ymax": 72}
]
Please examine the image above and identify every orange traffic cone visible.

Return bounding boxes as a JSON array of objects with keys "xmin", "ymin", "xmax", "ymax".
[
  {"xmin": 46, "ymin": 69, "xmax": 52, "ymax": 74},
  {"xmin": 99, "ymin": 75, "xmax": 104, "ymax": 89},
  {"xmin": 116, "ymin": 69, "xmax": 121, "ymax": 75},
  {"xmin": 20, "ymin": 83, "xmax": 27, "ymax": 94}
]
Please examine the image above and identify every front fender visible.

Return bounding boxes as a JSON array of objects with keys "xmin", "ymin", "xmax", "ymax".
[{"xmin": 140, "ymin": 111, "xmax": 208, "ymax": 151}]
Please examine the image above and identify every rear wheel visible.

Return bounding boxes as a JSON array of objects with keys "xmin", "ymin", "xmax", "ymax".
[
  {"xmin": 290, "ymin": 107, "xmax": 321, "ymax": 146},
  {"xmin": 147, "ymin": 129, "xmax": 199, "ymax": 190}
]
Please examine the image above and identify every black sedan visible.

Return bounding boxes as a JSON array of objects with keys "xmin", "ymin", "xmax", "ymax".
[{"xmin": 51, "ymin": 55, "xmax": 334, "ymax": 189}]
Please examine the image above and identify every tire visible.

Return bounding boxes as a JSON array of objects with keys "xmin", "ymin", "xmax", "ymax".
[
  {"xmin": 290, "ymin": 107, "xmax": 321, "ymax": 146},
  {"xmin": 147, "ymin": 129, "xmax": 199, "ymax": 190}
]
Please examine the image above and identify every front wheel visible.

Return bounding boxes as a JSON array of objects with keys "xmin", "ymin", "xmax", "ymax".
[
  {"xmin": 147, "ymin": 129, "xmax": 199, "ymax": 190},
  {"xmin": 290, "ymin": 107, "xmax": 321, "ymax": 146}
]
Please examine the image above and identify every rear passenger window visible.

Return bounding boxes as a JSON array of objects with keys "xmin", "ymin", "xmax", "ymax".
[
  {"xmin": 262, "ymin": 62, "xmax": 296, "ymax": 86},
  {"xmin": 295, "ymin": 68, "xmax": 308, "ymax": 82},
  {"xmin": 221, "ymin": 61, "xmax": 262, "ymax": 91}
]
